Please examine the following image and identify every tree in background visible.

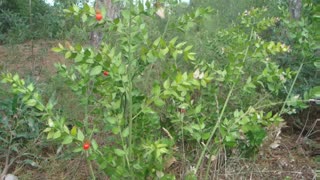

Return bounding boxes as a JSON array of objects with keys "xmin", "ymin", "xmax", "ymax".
[
  {"xmin": 0, "ymin": 0, "xmax": 65, "ymax": 43},
  {"xmin": 289, "ymin": 0, "xmax": 302, "ymax": 19},
  {"xmin": 53, "ymin": 0, "xmax": 92, "ymax": 8}
]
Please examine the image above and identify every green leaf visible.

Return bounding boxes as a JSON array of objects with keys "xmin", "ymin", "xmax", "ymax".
[
  {"xmin": 64, "ymin": 125, "xmax": 70, "ymax": 134},
  {"xmin": 112, "ymin": 127, "xmax": 120, "ymax": 134},
  {"xmin": 169, "ymin": 37, "xmax": 178, "ymax": 46},
  {"xmin": 309, "ymin": 86, "xmax": 320, "ymax": 98},
  {"xmin": 71, "ymin": 126, "xmax": 77, "ymax": 136},
  {"xmin": 114, "ymin": 148, "xmax": 126, "ymax": 157},
  {"xmin": 48, "ymin": 118, "xmax": 54, "ymax": 127},
  {"xmin": 91, "ymin": 139, "xmax": 98, "ymax": 150},
  {"xmin": 160, "ymin": 47, "xmax": 169, "ymax": 56},
  {"xmin": 152, "ymin": 84, "xmax": 161, "ymax": 95},
  {"xmin": 163, "ymin": 79, "xmax": 170, "ymax": 89},
  {"xmin": 36, "ymin": 103, "xmax": 45, "ymax": 111},
  {"xmin": 172, "ymin": 50, "xmax": 178, "ymax": 60},
  {"xmin": 122, "ymin": 127, "xmax": 129, "ymax": 138},
  {"xmin": 65, "ymin": 51, "xmax": 72, "ymax": 59},
  {"xmin": 184, "ymin": 45, "xmax": 193, "ymax": 51},
  {"xmin": 154, "ymin": 98, "xmax": 165, "ymax": 107},
  {"xmin": 47, "ymin": 131, "xmax": 54, "ymax": 139},
  {"xmin": 75, "ymin": 54, "xmax": 84, "ymax": 63},
  {"xmin": 153, "ymin": 37, "xmax": 161, "ymax": 47},
  {"xmin": 43, "ymin": 128, "xmax": 51, "ymax": 132},
  {"xmin": 90, "ymin": 66, "xmax": 102, "ymax": 76},
  {"xmin": 314, "ymin": 61, "xmax": 320, "ymax": 68},
  {"xmin": 62, "ymin": 136, "xmax": 73, "ymax": 144},
  {"xmin": 83, "ymin": 3, "xmax": 90, "ymax": 12},
  {"xmin": 176, "ymin": 42, "xmax": 187, "ymax": 48},
  {"xmin": 195, "ymin": 104, "xmax": 202, "ymax": 114},
  {"xmin": 26, "ymin": 99, "xmax": 37, "ymax": 107},
  {"xmin": 107, "ymin": 117, "xmax": 117, "ymax": 124},
  {"xmin": 73, "ymin": 147, "xmax": 83, "ymax": 153},
  {"xmin": 187, "ymin": 52, "xmax": 196, "ymax": 61},
  {"xmin": 73, "ymin": 4, "xmax": 80, "ymax": 13},
  {"xmin": 77, "ymin": 129, "xmax": 85, "ymax": 141},
  {"xmin": 58, "ymin": 43, "xmax": 64, "ymax": 49},
  {"xmin": 53, "ymin": 131, "xmax": 61, "ymax": 139},
  {"xmin": 81, "ymin": 14, "xmax": 87, "ymax": 22},
  {"xmin": 52, "ymin": 47, "xmax": 62, "ymax": 53},
  {"xmin": 13, "ymin": 74, "xmax": 19, "ymax": 81}
]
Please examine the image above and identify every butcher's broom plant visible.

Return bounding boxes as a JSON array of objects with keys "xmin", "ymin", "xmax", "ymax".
[{"xmin": 1, "ymin": 2, "xmax": 295, "ymax": 179}]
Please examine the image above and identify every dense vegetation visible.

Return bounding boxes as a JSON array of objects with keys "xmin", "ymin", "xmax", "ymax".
[{"xmin": 0, "ymin": 0, "xmax": 319, "ymax": 179}]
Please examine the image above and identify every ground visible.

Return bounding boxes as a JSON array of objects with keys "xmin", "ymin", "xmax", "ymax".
[{"xmin": 0, "ymin": 41, "xmax": 319, "ymax": 179}]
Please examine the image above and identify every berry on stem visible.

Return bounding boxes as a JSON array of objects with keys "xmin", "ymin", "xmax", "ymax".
[
  {"xmin": 83, "ymin": 142, "xmax": 90, "ymax": 150},
  {"xmin": 96, "ymin": 13, "xmax": 103, "ymax": 21},
  {"xmin": 103, "ymin": 71, "xmax": 109, "ymax": 76}
]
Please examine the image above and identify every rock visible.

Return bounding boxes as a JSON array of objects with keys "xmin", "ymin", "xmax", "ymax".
[{"xmin": 4, "ymin": 174, "xmax": 18, "ymax": 180}]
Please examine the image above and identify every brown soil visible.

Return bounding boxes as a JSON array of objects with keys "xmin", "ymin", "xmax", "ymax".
[
  {"xmin": 0, "ymin": 41, "xmax": 319, "ymax": 179},
  {"xmin": 0, "ymin": 40, "xmax": 65, "ymax": 79}
]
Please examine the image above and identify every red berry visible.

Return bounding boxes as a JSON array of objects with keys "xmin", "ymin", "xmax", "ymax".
[
  {"xmin": 180, "ymin": 109, "xmax": 186, "ymax": 113},
  {"xmin": 83, "ymin": 142, "xmax": 90, "ymax": 150},
  {"xmin": 96, "ymin": 13, "xmax": 103, "ymax": 21},
  {"xmin": 103, "ymin": 71, "xmax": 109, "ymax": 76}
]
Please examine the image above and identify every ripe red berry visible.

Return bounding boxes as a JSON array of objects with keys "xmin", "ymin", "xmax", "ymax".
[
  {"xmin": 103, "ymin": 71, "xmax": 109, "ymax": 76},
  {"xmin": 96, "ymin": 13, "xmax": 103, "ymax": 21},
  {"xmin": 83, "ymin": 142, "xmax": 90, "ymax": 150}
]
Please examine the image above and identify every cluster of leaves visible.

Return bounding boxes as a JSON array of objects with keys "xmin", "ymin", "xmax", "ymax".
[
  {"xmin": 270, "ymin": 0, "xmax": 320, "ymax": 113},
  {"xmin": 0, "ymin": 74, "xmax": 45, "ymax": 172},
  {"xmin": 0, "ymin": 0, "xmax": 84, "ymax": 44}
]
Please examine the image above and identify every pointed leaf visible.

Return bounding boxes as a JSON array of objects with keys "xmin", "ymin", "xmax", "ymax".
[
  {"xmin": 62, "ymin": 136, "xmax": 73, "ymax": 144},
  {"xmin": 77, "ymin": 129, "xmax": 85, "ymax": 141},
  {"xmin": 90, "ymin": 66, "xmax": 102, "ymax": 76}
]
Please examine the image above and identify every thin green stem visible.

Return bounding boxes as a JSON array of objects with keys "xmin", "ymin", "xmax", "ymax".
[
  {"xmin": 86, "ymin": 151, "xmax": 96, "ymax": 180},
  {"xmin": 126, "ymin": 0, "xmax": 133, "ymax": 173},
  {"xmin": 180, "ymin": 113, "xmax": 186, "ymax": 175},
  {"xmin": 162, "ymin": 13, "xmax": 170, "ymax": 38},
  {"xmin": 279, "ymin": 61, "xmax": 304, "ymax": 115},
  {"xmin": 195, "ymin": 82, "xmax": 235, "ymax": 173},
  {"xmin": 84, "ymin": 97, "xmax": 89, "ymax": 131},
  {"xmin": 196, "ymin": 27, "xmax": 254, "ymax": 175},
  {"xmin": 119, "ymin": 120, "xmax": 131, "ymax": 169}
]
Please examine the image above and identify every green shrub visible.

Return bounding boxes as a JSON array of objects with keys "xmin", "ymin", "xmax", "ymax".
[
  {"xmin": 1, "ymin": 1, "xmax": 301, "ymax": 179},
  {"xmin": 0, "ymin": 75, "xmax": 45, "ymax": 173}
]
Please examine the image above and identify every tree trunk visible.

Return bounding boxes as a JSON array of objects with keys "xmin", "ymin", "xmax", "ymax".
[
  {"xmin": 90, "ymin": 0, "xmax": 120, "ymax": 47},
  {"xmin": 289, "ymin": 0, "xmax": 302, "ymax": 20}
]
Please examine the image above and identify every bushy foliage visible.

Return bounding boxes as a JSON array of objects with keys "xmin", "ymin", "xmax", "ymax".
[
  {"xmin": 268, "ymin": 0, "xmax": 320, "ymax": 113},
  {"xmin": 1, "ymin": 0, "xmax": 319, "ymax": 179},
  {"xmin": 0, "ymin": 0, "xmax": 76, "ymax": 43}
]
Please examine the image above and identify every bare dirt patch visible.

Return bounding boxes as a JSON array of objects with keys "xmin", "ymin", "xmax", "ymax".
[{"xmin": 0, "ymin": 40, "xmax": 65, "ymax": 79}]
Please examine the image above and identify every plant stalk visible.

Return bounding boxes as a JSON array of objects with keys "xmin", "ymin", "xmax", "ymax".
[
  {"xmin": 279, "ymin": 61, "xmax": 304, "ymax": 115},
  {"xmin": 86, "ymin": 151, "xmax": 96, "ymax": 180},
  {"xmin": 195, "ymin": 27, "xmax": 254, "ymax": 174}
]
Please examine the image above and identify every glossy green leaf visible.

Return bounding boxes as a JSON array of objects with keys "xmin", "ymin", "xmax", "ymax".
[
  {"xmin": 154, "ymin": 98, "xmax": 165, "ymax": 107},
  {"xmin": 114, "ymin": 148, "xmax": 126, "ymax": 157},
  {"xmin": 53, "ymin": 131, "xmax": 61, "ymax": 139},
  {"xmin": 90, "ymin": 65, "xmax": 102, "ymax": 76},
  {"xmin": 91, "ymin": 139, "xmax": 98, "ymax": 150},
  {"xmin": 77, "ymin": 129, "xmax": 85, "ymax": 141},
  {"xmin": 26, "ymin": 99, "xmax": 37, "ymax": 107},
  {"xmin": 62, "ymin": 136, "xmax": 73, "ymax": 144},
  {"xmin": 71, "ymin": 126, "xmax": 77, "ymax": 136}
]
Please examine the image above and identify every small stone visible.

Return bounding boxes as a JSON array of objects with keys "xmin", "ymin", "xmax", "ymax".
[{"xmin": 4, "ymin": 174, "xmax": 18, "ymax": 180}]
